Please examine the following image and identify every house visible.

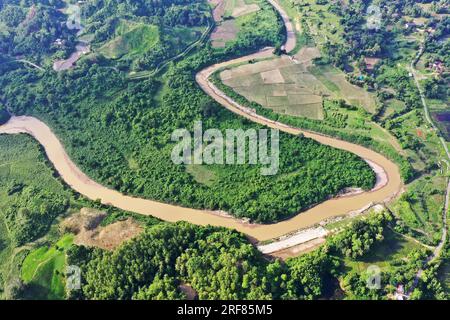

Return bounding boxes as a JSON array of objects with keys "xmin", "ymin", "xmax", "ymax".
[
  {"xmin": 364, "ymin": 57, "xmax": 381, "ymax": 72},
  {"xmin": 394, "ymin": 284, "xmax": 406, "ymax": 300},
  {"xmin": 431, "ymin": 60, "xmax": 445, "ymax": 74}
]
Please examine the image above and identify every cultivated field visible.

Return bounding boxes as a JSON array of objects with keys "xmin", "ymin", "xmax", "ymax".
[
  {"xmin": 209, "ymin": 0, "xmax": 261, "ymax": 48},
  {"xmin": 220, "ymin": 46, "xmax": 376, "ymax": 119},
  {"xmin": 98, "ymin": 23, "xmax": 160, "ymax": 59},
  {"xmin": 21, "ymin": 234, "xmax": 73, "ymax": 300}
]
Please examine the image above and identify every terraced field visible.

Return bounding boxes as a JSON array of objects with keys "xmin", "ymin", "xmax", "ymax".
[{"xmin": 220, "ymin": 46, "xmax": 376, "ymax": 119}]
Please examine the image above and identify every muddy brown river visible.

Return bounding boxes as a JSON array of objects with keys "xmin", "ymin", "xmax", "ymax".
[{"xmin": 0, "ymin": 1, "xmax": 403, "ymax": 242}]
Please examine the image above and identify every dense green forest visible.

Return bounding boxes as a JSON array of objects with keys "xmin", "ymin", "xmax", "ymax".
[{"xmin": 65, "ymin": 210, "xmax": 445, "ymax": 300}]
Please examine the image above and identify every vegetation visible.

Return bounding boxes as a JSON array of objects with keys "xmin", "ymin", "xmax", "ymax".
[
  {"xmin": 1, "ymin": 0, "xmax": 449, "ymax": 301},
  {"xmin": 0, "ymin": 105, "xmax": 9, "ymax": 125},
  {"xmin": 21, "ymin": 234, "xmax": 73, "ymax": 300},
  {"xmin": 0, "ymin": 0, "xmax": 376, "ymax": 223},
  {"xmin": 67, "ymin": 221, "xmax": 339, "ymax": 300}
]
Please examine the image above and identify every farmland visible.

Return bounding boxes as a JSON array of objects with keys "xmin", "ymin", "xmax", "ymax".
[
  {"xmin": 220, "ymin": 46, "xmax": 377, "ymax": 119},
  {"xmin": 209, "ymin": 0, "xmax": 266, "ymax": 48},
  {"xmin": 21, "ymin": 234, "xmax": 73, "ymax": 300}
]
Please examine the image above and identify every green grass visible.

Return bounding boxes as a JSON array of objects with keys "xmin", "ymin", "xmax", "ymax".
[
  {"xmin": 99, "ymin": 24, "xmax": 160, "ymax": 60},
  {"xmin": 0, "ymin": 135, "xmax": 70, "ymax": 196},
  {"xmin": 21, "ymin": 234, "xmax": 74, "ymax": 300},
  {"xmin": 309, "ymin": 65, "xmax": 340, "ymax": 93},
  {"xmin": 186, "ymin": 164, "xmax": 217, "ymax": 187},
  {"xmin": 0, "ymin": 135, "xmax": 74, "ymax": 298}
]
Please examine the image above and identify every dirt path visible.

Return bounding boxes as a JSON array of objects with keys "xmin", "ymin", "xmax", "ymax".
[{"xmin": 0, "ymin": 1, "xmax": 402, "ymax": 243}]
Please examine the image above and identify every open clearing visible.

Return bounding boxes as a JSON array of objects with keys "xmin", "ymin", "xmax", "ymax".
[
  {"xmin": 209, "ymin": 0, "xmax": 260, "ymax": 48},
  {"xmin": 21, "ymin": 234, "xmax": 73, "ymax": 300},
  {"xmin": 210, "ymin": 20, "xmax": 239, "ymax": 48},
  {"xmin": 98, "ymin": 24, "xmax": 159, "ymax": 59},
  {"xmin": 62, "ymin": 208, "xmax": 143, "ymax": 251},
  {"xmin": 209, "ymin": 0, "xmax": 260, "ymax": 21}
]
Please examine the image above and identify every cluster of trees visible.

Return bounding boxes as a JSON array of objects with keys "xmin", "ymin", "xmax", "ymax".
[
  {"xmin": 329, "ymin": 212, "xmax": 391, "ymax": 259},
  {"xmin": 67, "ymin": 222, "xmax": 339, "ymax": 300},
  {"xmin": 221, "ymin": 3, "xmax": 284, "ymax": 56},
  {"xmin": 376, "ymin": 66, "xmax": 421, "ymax": 110},
  {"xmin": 0, "ymin": 105, "xmax": 10, "ymax": 125},
  {"xmin": 3, "ymin": 185, "xmax": 68, "ymax": 246},
  {"xmin": 67, "ymin": 210, "xmax": 447, "ymax": 301},
  {"xmin": 0, "ymin": 1, "xmax": 76, "ymax": 61},
  {"xmin": 423, "ymin": 77, "xmax": 448, "ymax": 100}
]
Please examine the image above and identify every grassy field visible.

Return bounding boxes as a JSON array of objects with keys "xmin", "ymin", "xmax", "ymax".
[
  {"xmin": 21, "ymin": 234, "xmax": 73, "ymax": 300},
  {"xmin": 21, "ymin": 234, "xmax": 74, "ymax": 300},
  {"xmin": 186, "ymin": 165, "xmax": 217, "ymax": 187},
  {"xmin": 0, "ymin": 135, "xmax": 73, "ymax": 299},
  {"xmin": 98, "ymin": 23, "xmax": 160, "ymax": 60},
  {"xmin": 309, "ymin": 64, "xmax": 377, "ymax": 112}
]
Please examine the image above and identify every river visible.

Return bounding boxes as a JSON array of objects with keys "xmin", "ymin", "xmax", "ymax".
[{"xmin": 0, "ymin": 1, "xmax": 403, "ymax": 242}]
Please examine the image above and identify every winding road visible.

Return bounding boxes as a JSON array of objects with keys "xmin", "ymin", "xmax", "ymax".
[
  {"xmin": 0, "ymin": 0, "xmax": 403, "ymax": 242},
  {"xmin": 404, "ymin": 44, "xmax": 449, "ymax": 296}
]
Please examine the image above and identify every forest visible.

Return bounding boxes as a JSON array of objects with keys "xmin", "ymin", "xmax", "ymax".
[{"xmin": 63, "ymin": 210, "xmax": 445, "ymax": 300}]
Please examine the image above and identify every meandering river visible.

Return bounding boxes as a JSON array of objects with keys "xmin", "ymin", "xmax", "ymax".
[{"xmin": 0, "ymin": 1, "xmax": 402, "ymax": 242}]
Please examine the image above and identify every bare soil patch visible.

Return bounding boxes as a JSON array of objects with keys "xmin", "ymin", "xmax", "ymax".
[
  {"xmin": 210, "ymin": 20, "xmax": 239, "ymax": 48},
  {"xmin": 61, "ymin": 208, "xmax": 143, "ymax": 250}
]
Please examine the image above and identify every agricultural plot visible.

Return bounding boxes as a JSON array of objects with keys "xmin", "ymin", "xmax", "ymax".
[
  {"xmin": 380, "ymin": 99, "xmax": 407, "ymax": 120},
  {"xmin": 209, "ymin": 0, "xmax": 260, "ymax": 48},
  {"xmin": 309, "ymin": 65, "xmax": 377, "ymax": 112},
  {"xmin": 210, "ymin": 0, "xmax": 260, "ymax": 21},
  {"xmin": 21, "ymin": 234, "xmax": 74, "ymax": 300},
  {"xmin": 220, "ymin": 46, "xmax": 377, "ymax": 119},
  {"xmin": 98, "ymin": 23, "xmax": 160, "ymax": 60}
]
